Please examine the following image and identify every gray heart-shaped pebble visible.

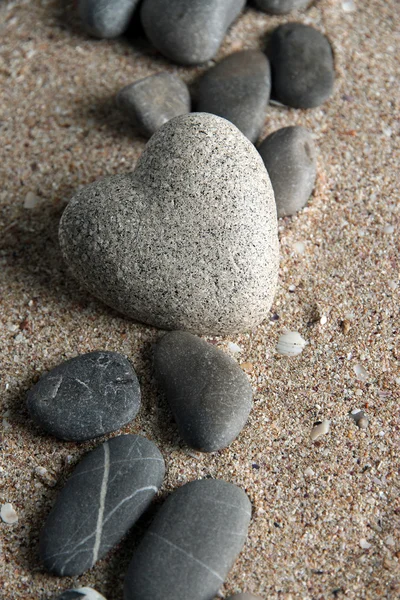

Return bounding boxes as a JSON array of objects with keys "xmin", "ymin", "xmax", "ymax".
[
  {"xmin": 196, "ymin": 50, "xmax": 271, "ymax": 143},
  {"xmin": 269, "ymin": 23, "xmax": 334, "ymax": 108},
  {"xmin": 79, "ymin": 0, "xmax": 140, "ymax": 38},
  {"xmin": 255, "ymin": 0, "xmax": 310, "ymax": 14},
  {"xmin": 258, "ymin": 126, "xmax": 317, "ymax": 217},
  {"xmin": 40, "ymin": 435, "xmax": 165, "ymax": 576},
  {"xmin": 124, "ymin": 479, "xmax": 251, "ymax": 600},
  {"xmin": 140, "ymin": 0, "xmax": 245, "ymax": 65},
  {"xmin": 27, "ymin": 351, "xmax": 141, "ymax": 441},
  {"xmin": 154, "ymin": 331, "xmax": 253, "ymax": 452},
  {"xmin": 59, "ymin": 113, "xmax": 279, "ymax": 335}
]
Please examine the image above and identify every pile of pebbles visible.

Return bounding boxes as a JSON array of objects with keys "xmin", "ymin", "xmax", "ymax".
[{"xmin": 6, "ymin": 0, "xmax": 338, "ymax": 598}]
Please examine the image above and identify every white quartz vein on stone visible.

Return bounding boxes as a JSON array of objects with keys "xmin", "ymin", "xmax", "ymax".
[
  {"xmin": 102, "ymin": 485, "xmax": 158, "ymax": 526},
  {"xmin": 70, "ymin": 457, "xmax": 164, "ymax": 479},
  {"xmin": 92, "ymin": 442, "xmax": 110, "ymax": 565},
  {"xmin": 148, "ymin": 531, "xmax": 224, "ymax": 582}
]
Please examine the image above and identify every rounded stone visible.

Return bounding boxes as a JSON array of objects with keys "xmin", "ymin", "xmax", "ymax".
[
  {"xmin": 54, "ymin": 589, "xmax": 107, "ymax": 600},
  {"xmin": 258, "ymin": 126, "xmax": 317, "ymax": 217},
  {"xmin": 268, "ymin": 23, "xmax": 334, "ymax": 108},
  {"xmin": 227, "ymin": 595, "xmax": 263, "ymax": 600},
  {"xmin": 59, "ymin": 113, "xmax": 279, "ymax": 336},
  {"xmin": 140, "ymin": 0, "xmax": 246, "ymax": 65},
  {"xmin": 124, "ymin": 479, "xmax": 251, "ymax": 600},
  {"xmin": 40, "ymin": 435, "xmax": 165, "ymax": 577},
  {"xmin": 196, "ymin": 50, "xmax": 271, "ymax": 143},
  {"xmin": 116, "ymin": 73, "xmax": 191, "ymax": 138},
  {"xmin": 27, "ymin": 351, "xmax": 141, "ymax": 441},
  {"xmin": 254, "ymin": 0, "xmax": 310, "ymax": 14},
  {"xmin": 78, "ymin": 0, "xmax": 140, "ymax": 38},
  {"xmin": 154, "ymin": 331, "xmax": 253, "ymax": 452}
]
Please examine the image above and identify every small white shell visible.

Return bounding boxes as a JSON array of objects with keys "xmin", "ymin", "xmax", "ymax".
[
  {"xmin": 69, "ymin": 589, "xmax": 107, "ymax": 600},
  {"xmin": 1, "ymin": 503, "xmax": 18, "ymax": 524},
  {"xmin": 310, "ymin": 420, "xmax": 331, "ymax": 441},
  {"xmin": 227, "ymin": 342, "xmax": 242, "ymax": 354},
  {"xmin": 360, "ymin": 538, "xmax": 372, "ymax": 549},
  {"xmin": 23, "ymin": 191, "xmax": 39, "ymax": 209},
  {"xmin": 354, "ymin": 364, "xmax": 369, "ymax": 381},
  {"xmin": 276, "ymin": 332, "xmax": 307, "ymax": 356}
]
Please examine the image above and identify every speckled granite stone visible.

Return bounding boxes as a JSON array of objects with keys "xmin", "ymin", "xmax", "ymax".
[
  {"xmin": 27, "ymin": 351, "xmax": 141, "ymax": 441},
  {"xmin": 268, "ymin": 23, "xmax": 334, "ymax": 108},
  {"xmin": 196, "ymin": 50, "xmax": 271, "ymax": 143},
  {"xmin": 140, "ymin": 0, "xmax": 246, "ymax": 65},
  {"xmin": 78, "ymin": 0, "xmax": 140, "ymax": 38},
  {"xmin": 116, "ymin": 73, "xmax": 190, "ymax": 138},
  {"xmin": 258, "ymin": 126, "xmax": 317, "ymax": 217},
  {"xmin": 124, "ymin": 479, "xmax": 251, "ymax": 600},
  {"xmin": 254, "ymin": 0, "xmax": 310, "ymax": 14},
  {"xmin": 40, "ymin": 435, "xmax": 165, "ymax": 577},
  {"xmin": 154, "ymin": 331, "xmax": 253, "ymax": 452},
  {"xmin": 59, "ymin": 113, "xmax": 279, "ymax": 335}
]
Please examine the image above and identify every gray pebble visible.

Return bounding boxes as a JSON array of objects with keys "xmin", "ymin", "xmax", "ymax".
[
  {"xmin": 196, "ymin": 50, "xmax": 271, "ymax": 143},
  {"xmin": 227, "ymin": 595, "xmax": 263, "ymax": 600},
  {"xmin": 258, "ymin": 126, "xmax": 317, "ymax": 217},
  {"xmin": 124, "ymin": 479, "xmax": 251, "ymax": 600},
  {"xmin": 140, "ymin": 0, "xmax": 245, "ymax": 65},
  {"xmin": 254, "ymin": 0, "xmax": 310, "ymax": 14},
  {"xmin": 154, "ymin": 331, "xmax": 253, "ymax": 452},
  {"xmin": 78, "ymin": 0, "xmax": 140, "ymax": 38},
  {"xmin": 40, "ymin": 435, "xmax": 165, "ymax": 577},
  {"xmin": 116, "ymin": 73, "xmax": 190, "ymax": 138},
  {"xmin": 54, "ymin": 588, "xmax": 107, "ymax": 600},
  {"xmin": 27, "ymin": 351, "xmax": 141, "ymax": 441},
  {"xmin": 59, "ymin": 113, "xmax": 279, "ymax": 335},
  {"xmin": 269, "ymin": 23, "xmax": 334, "ymax": 108}
]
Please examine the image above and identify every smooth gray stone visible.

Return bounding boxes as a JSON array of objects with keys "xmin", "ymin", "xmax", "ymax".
[
  {"xmin": 258, "ymin": 126, "xmax": 317, "ymax": 217},
  {"xmin": 154, "ymin": 331, "xmax": 253, "ymax": 452},
  {"xmin": 227, "ymin": 595, "xmax": 263, "ymax": 600},
  {"xmin": 269, "ymin": 23, "xmax": 334, "ymax": 108},
  {"xmin": 116, "ymin": 73, "xmax": 191, "ymax": 138},
  {"xmin": 78, "ymin": 0, "xmax": 140, "ymax": 38},
  {"xmin": 40, "ymin": 435, "xmax": 165, "ymax": 577},
  {"xmin": 124, "ymin": 479, "xmax": 251, "ymax": 600},
  {"xmin": 27, "ymin": 351, "xmax": 141, "ymax": 441},
  {"xmin": 59, "ymin": 113, "xmax": 279, "ymax": 336},
  {"xmin": 140, "ymin": 0, "xmax": 246, "ymax": 65},
  {"xmin": 254, "ymin": 0, "xmax": 310, "ymax": 14},
  {"xmin": 196, "ymin": 50, "xmax": 271, "ymax": 143},
  {"xmin": 54, "ymin": 588, "xmax": 107, "ymax": 600}
]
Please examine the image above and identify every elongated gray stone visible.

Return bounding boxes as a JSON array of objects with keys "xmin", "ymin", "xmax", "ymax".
[
  {"xmin": 59, "ymin": 113, "xmax": 279, "ymax": 336},
  {"xmin": 78, "ymin": 0, "xmax": 140, "ymax": 38},
  {"xmin": 196, "ymin": 50, "xmax": 271, "ymax": 143},
  {"xmin": 54, "ymin": 589, "xmax": 107, "ymax": 600},
  {"xmin": 269, "ymin": 23, "xmax": 334, "ymax": 108},
  {"xmin": 258, "ymin": 126, "xmax": 317, "ymax": 217},
  {"xmin": 40, "ymin": 435, "xmax": 165, "ymax": 577},
  {"xmin": 124, "ymin": 479, "xmax": 251, "ymax": 600},
  {"xmin": 116, "ymin": 73, "xmax": 190, "ymax": 138},
  {"xmin": 254, "ymin": 0, "xmax": 310, "ymax": 14},
  {"xmin": 154, "ymin": 331, "xmax": 253, "ymax": 452},
  {"xmin": 27, "ymin": 351, "xmax": 141, "ymax": 441},
  {"xmin": 140, "ymin": 0, "xmax": 246, "ymax": 65}
]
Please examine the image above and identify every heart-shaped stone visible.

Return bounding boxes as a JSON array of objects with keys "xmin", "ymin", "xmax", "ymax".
[{"xmin": 59, "ymin": 113, "xmax": 279, "ymax": 335}]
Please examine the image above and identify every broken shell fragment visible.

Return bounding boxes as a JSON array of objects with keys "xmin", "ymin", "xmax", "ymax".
[
  {"xmin": 310, "ymin": 419, "xmax": 330, "ymax": 441},
  {"xmin": 276, "ymin": 331, "xmax": 307, "ymax": 356}
]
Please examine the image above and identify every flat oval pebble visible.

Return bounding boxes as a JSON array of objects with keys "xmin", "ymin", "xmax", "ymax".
[
  {"xmin": 124, "ymin": 479, "xmax": 251, "ymax": 600},
  {"xmin": 196, "ymin": 50, "xmax": 271, "ymax": 143},
  {"xmin": 54, "ymin": 589, "xmax": 107, "ymax": 600},
  {"xmin": 258, "ymin": 126, "xmax": 317, "ymax": 217},
  {"xmin": 27, "ymin": 351, "xmax": 141, "ymax": 441},
  {"xmin": 116, "ymin": 73, "xmax": 190, "ymax": 138},
  {"xmin": 78, "ymin": 0, "xmax": 140, "ymax": 38},
  {"xmin": 59, "ymin": 113, "xmax": 279, "ymax": 335},
  {"xmin": 40, "ymin": 435, "xmax": 165, "ymax": 576},
  {"xmin": 268, "ymin": 23, "xmax": 334, "ymax": 108},
  {"xmin": 140, "ymin": 0, "xmax": 245, "ymax": 65},
  {"xmin": 154, "ymin": 331, "xmax": 253, "ymax": 452},
  {"xmin": 254, "ymin": 0, "xmax": 310, "ymax": 14}
]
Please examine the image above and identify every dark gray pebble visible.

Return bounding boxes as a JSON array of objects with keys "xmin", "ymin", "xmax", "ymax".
[
  {"xmin": 116, "ymin": 73, "xmax": 191, "ymax": 138},
  {"xmin": 196, "ymin": 50, "xmax": 271, "ymax": 143},
  {"xmin": 27, "ymin": 351, "xmax": 141, "ymax": 441},
  {"xmin": 258, "ymin": 126, "xmax": 317, "ymax": 217},
  {"xmin": 255, "ymin": 0, "xmax": 310, "ymax": 14},
  {"xmin": 54, "ymin": 589, "xmax": 107, "ymax": 600},
  {"xmin": 78, "ymin": 0, "xmax": 140, "ymax": 38},
  {"xmin": 269, "ymin": 23, "xmax": 334, "ymax": 108},
  {"xmin": 154, "ymin": 331, "xmax": 253, "ymax": 452},
  {"xmin": 140, "ymin": 0, "xmax": 245, "ymax": 65},
  {"xmin": 124, "ymin": 479, "xmax": 251, "ymax": 600},
  {"xmin": 40, "ymin": 435, "xmax": 165, "ymax": 576}
]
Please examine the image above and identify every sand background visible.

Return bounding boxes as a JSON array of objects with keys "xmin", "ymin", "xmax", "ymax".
[{"xmin": 0, "ymin": 0, "xmax": 399, "ymax": 598}]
